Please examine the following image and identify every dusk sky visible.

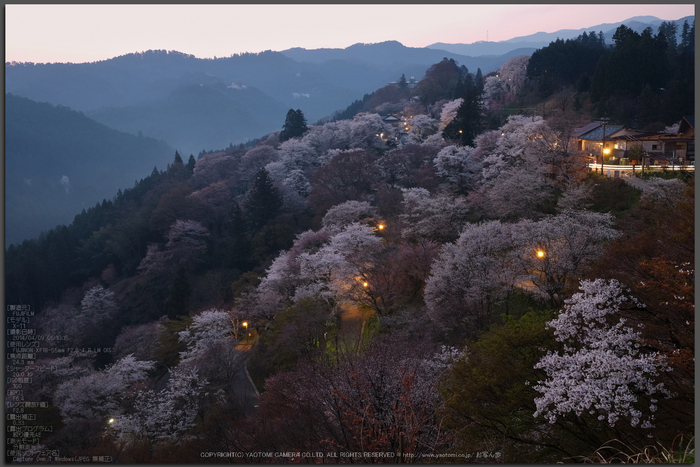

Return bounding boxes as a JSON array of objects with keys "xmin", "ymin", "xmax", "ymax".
[{"xmin": 5, "ymin": 4, "xmax": 695, "ymax": 64}]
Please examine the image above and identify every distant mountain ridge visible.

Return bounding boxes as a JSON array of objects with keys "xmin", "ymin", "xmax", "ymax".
[
  {"xmin": 6, "ymin": 42, "xmax": 533, "ymax": 155},
  {"xmin": 5, "ymin": 93, "xmax": 175, "ymax": 246},
  {"xmin": 428, "ymin": 15, "xmax": 693, "ymax": 57}
]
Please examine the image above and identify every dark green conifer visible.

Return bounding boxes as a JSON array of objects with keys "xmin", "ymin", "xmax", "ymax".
[
  {"xmin": 280, "ymin": 109, "xmax": 309, "ymax": 142},
  {"xmin": 166, "ymin": 265, "xmax": 191, "ymax": 319},
  {"xmin": 186, "ymin": 154, "xmax": 196, "ymax": 173},
  {"xmin": 245, "ymin": 168, "xmax": 283, "ymax": 231},
  {"xmin": 443, "ymin": 85, "xmax": 484, "ymax": 146}
]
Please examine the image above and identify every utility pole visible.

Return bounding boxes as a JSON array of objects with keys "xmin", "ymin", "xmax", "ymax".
[{"xmin": 600, "ymin": 116, "xmax": 610, "ymax": 176}]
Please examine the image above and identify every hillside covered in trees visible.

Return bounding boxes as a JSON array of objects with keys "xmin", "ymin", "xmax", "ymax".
[{"xmin": 5, "ymin": 20, "xmax": 694, "ymax": 463}]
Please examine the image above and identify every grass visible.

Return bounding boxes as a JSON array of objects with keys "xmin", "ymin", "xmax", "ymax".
[
  {"xmin": 584, "ymin": 173, "xmax": 642, "ymax": 217},
  {"xmin": 636, "ymin": 169, "xmax": 695, "ymax": 182},
  {"xmin": 580, "ymin": 436, "xmax": 695, "ymax": 463}
]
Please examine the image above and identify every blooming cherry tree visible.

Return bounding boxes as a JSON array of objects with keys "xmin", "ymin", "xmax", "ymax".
[
  {"xmin": 137, "ymin": 220, "xmax": 209, "ymax": 274},
  {"xmin": 191, "ymin": 152, "xmax": 238, "ymax": 189},
  {"xmin": 439, "ymin": 98, "xmax": 463, "ymax": 125},
  {"xmin": 321, "ymin": 200, "xmax": 378, "ymax": 234},
  {"xmin": 433, "ymin": 145, "xmax": 482, "ymax": 194},
  {"xmin": 53, "ymin": 354, "xmax": 155, "ymax": 423},
  {"xmin": 400, "ymin": 188, "xmax": 469, "ymax": 243},
  {"xmin": 111, "ymin": 367, "xmax": 211, "ymax": 443},
  {"xmin": 513, "ymin": 210, "xmax": 619, "ymax": 304},
  {"xmin": 534, "ymin": 279, "xmax": 671, "ymax": 428},
  {"xmin": 424, "ymin": 220, "xmax": 519, "ymax": 334}
]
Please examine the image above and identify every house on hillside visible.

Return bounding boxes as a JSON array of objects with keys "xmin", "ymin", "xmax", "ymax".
[
  {"xmin": 388, "ymin": 76, "xmax": 418, "ymax": 89},
  {"xmin": 572, "ymin": 116, "xmax": 695, "ymax": 165},
  {"xmin": 654, "ymin": 115, "xmax": 694, "ymax": 163},
  {"xmin": 382, "ymin": 114, "xmax": 401, "ymax": 125},
  {"xmin": 571, "ymin": 121, "xmax": 625, "ymax": 160}
]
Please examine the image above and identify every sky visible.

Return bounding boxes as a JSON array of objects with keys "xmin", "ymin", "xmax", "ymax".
[{"xmin": 5, "ymin": 4, "xmax": 695, "ymax": 64}]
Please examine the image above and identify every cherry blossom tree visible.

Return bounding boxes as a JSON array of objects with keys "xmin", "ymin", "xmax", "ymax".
[
  {"xmin": 347, "ymin": 112, "xmax": 395, "ymax": 153},
  {"xmin": 13, "ymin": 352, "xmax": 96, "ymax": 404},
  {"xmin": 399, "ymin": 188, "xmax": 470, "ymax": 243},
  {"xmin": 377, "ymin": 144, "xmax": 439, "ymax": 190},
  {"xmin": 556, "ymin": 181, "xmax": 594, "ymax": 211},
  {"xmin": 138, "ymin": 220, "xmax": 210, "ymax": 274},
  {"xmin": 114, "ymin": 321, "xmax": 164, "ymax": 362},
  {"xmin": 321, "ymin": 200, "xmax": 378, "ymax": 234},
  {"xmin": 439, "ymin": 98, "xmax": 463, "ymax": 125},
  {"xmin": 111, "ymin": 367, "xmax": 212, "ymax": 443},
  {"xmin": 641, "ymin": 177, "xmax": 687, "ymax": 205},
  {"xmin": 80, "ymin": 284, "xmax": 118, "ymax": 321},
  {"xmin": 480, "ymin": 165, "xmax": 554, "ymax": 220},
  {"xmin": 534, "ymin": 279, "xmax": 671, "ymax": 428},
  {"xmin": 266, "ymin": 138, "xmax": 319, "ymax": 182},
  {"xmin": 53, "ymin": 354, "xmax": 155, "ymax": 423},
  {"xmin": 300, "ymin": 120, "xmax": 354, "ymax": 156},
  {"xmin": 433, "ymin": 145, "xmax": 482, "ymax": 194},
  {"xmin": 254, "ymin": 230, "xmax": 331, "ymax": 319},
  {"xmin": 295, "ymin": 223, "xmax": 384, "ymax": 304},
  {"xmin": 475, "ymin": 115, "xmax": 575, "ymax": 218},
  {"xmin": 238, "ymin": 145, "xmax": 279, "ymax": 186},
  {"xmin": 498, "ymin": 55, "xmax": 530, "ymax": 95},
  {"xmin": 513, "ymin": 210, "xmax": 619, "ymax": 305},
  {"xmin": 178, "ymin": 309, "xmax": 242, "ymax": 383},
  {"xmin": 482, "ymin": 75, "xmax": 507, "ymax": 104},
  {"xmin": 191, "ymin": 151, "xmax": 239, "ymax": 189},
  {"xmin": 40, "ymin": 285, "xmax": 119, "ymax": 346},
  {"xmin": 401, "ymin": 115, "xmax": 440, "ymax": 146},
  {"xmin": 424, "ymin": 220, "xmax": 519, "ymax": 337}
]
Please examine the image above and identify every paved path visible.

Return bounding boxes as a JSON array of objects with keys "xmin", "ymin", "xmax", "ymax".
[
  {"xmin": 623, "ymin": 176, "xmax": 652, "ymax": 192},
  {"xmin": 338, "ymin": 303, "xmax": 367, "ymax": 352},
  {"xmin": 231, "ymin": 361, "xmax": 259, "ymax": 416}
]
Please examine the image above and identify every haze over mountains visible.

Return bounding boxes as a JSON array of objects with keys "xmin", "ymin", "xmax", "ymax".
[
  {"xmin": 5, "ymin": 94, "xmax": 175, "ymax": 246},
  {"xmin": 428, "ymin": 15, "xmax": 693, "ymax": 56},
  {"xmin": 6, "ymin": 43, "xmax": 533, "ymax": 156},
  {"xmin": 4, "ymin": 14, "xmax": 692, "ymax": 246}
]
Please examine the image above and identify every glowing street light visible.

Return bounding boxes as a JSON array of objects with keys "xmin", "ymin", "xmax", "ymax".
[
  {"xmin": 378, "ymin": 224, "xmax": 385, "ymax": 230},
  {"xmin": 363, "ymin": 282, "xmax": 369, "ymax": 288},
  {"xmin": 108, "ymin": 418, "xmax": 115, "ymax": 424},
  {"xmin": 536, "ymin": 250, "xmax": 545, "ymax": 258}
]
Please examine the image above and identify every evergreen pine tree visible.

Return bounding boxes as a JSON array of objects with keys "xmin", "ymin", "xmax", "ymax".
[
  {"xmin": 166, "ymin": 265, "xmax": 191, "ymax": 319},
  {"xmin": 474, "ymin": 68, "xmax": 484, "ymax": 93},
  {"xmin": 224, "ymin": 201, "xmax": 251, "ymax": 270},
  {"xmin": 442, "ymin": 85, "xmax": 484, "ymax": 146},
  {"xmin": 280, "ymin": 109, "xmax": 309, "ymax": 142},
  {"xmin": 173, "ymin": 151, "xmax": 184, "ymax": 165},
  {"xmin": 397, "ymin": 74, "xmax": 408, "ymax": 90},
  {"xmin": 245, "ymin": 168, "xmax": 283, "ymax": 231},
  {"xmin": 636, "ymin": 84, "xmax": 661, "ymax": 128},
  {"xmin": 186, "ymin": 154, "xmax": 196, "ymax": 173}
]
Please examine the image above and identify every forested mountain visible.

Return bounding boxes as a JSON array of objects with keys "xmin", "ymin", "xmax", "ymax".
[
  {"xmin": 4, "ymin": 21, "xmax": 695, "ymax": 464},
  {"xmin": 280, "ymin": 40, "xmax": 535, "ymax": 70},
  {"xmin": 5, "ymin": 93, "xmax": 175, "ymax": 246},
  {"xmin": 6, "ymin": 43, "xmax": 531, "ymax": 153},
  {"xmin": 526, "ymin": 19, "xmax": 694, "ymax": 127},
  {"xmin": 428, "ymin": 15, "xmax": 693, "ymax": 56},
  {"xmin": 87, "ymin": 81, "xmax": 288, "ymax": 155}
]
